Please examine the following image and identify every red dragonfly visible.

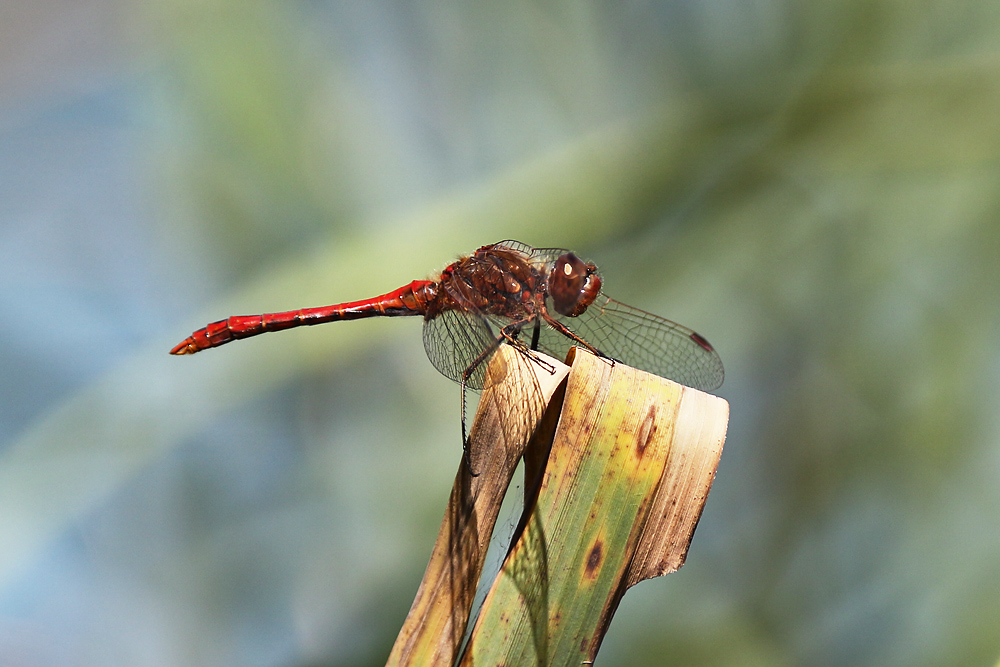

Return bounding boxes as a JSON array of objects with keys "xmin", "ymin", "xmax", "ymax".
[{"xmin": 172, "ymin": 241, "xmax": 723, "ymax": 433}]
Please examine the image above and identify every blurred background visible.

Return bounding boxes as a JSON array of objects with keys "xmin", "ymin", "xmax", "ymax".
[{"xmin": 2, "ymin": 0, "xmax": 1000, "ymax": 665}]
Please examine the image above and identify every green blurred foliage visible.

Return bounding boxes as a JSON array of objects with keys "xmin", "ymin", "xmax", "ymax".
[{"xmin": 2, "ymin": 0, "xmax": 1000, "ymax": 665}]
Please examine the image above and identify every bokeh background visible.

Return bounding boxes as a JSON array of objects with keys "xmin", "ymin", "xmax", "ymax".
[{"xmin": 3, "ymin": 1, "xmax": 1000, "ymax": 665}]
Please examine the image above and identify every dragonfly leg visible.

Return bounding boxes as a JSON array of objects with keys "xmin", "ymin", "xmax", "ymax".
[
  {"xmin": 459, "ymin": 336, "xmax": 506, "ymax": 476},
  {"xmin": 457, "ymin": 319, "xmax": 541, "ymax": 476},
  {"xmin": 530, "ymin": 319, "xmax": 541, "ymax": 351},
  {"xmin": 539, "ymin": 312, "xmax": 607, "ymax": 362},
  {"xmin": 500, "ymin": 321, "xmax": 556, "ymax": 376},
  {"xmin": 459, "ymin": 380, "xmax": 475, "ymax": 475}
]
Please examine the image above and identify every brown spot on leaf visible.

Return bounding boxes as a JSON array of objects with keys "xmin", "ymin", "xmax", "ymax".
[
  {"xmin": 585, "ymin": 540, "xmax": 603, "ymax": 577},
  {"xmin": 635, "ymin": 404, "xmax": 657, "ymax": 457}
]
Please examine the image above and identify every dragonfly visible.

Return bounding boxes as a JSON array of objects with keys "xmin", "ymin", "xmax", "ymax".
[{"xmin": 171, "ymin": 240, "xmax": 724, "ymax": 443}]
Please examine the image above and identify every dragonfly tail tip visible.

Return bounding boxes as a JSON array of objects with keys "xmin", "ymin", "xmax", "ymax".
[{"xmin": 170, "ymin": 339, "xmax": 197, "ymax": 355}]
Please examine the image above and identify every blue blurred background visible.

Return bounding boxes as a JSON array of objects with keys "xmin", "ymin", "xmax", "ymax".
[{"xmin": 2, "ymin": 1, "xmax": 1000, "ymax": 665}]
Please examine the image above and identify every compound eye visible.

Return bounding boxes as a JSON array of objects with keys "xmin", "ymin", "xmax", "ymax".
[{"xmin": 549, "ymin": 252, "xmax": 600, "ymax": 316}]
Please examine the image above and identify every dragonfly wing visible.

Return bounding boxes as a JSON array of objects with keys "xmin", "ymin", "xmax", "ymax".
[
  {"xmin": 423, "ymin": 308, "xmax": 502, "ymax": 390},
  {"xmin": 493, "ymin": 241, "xmax": 574, "ymax": 268},
  {"xmin": 547, "ymin": 294, "xmax": 725, "ymax": 391},
  {"xmin": 491, "ymin": 239, "xmax": 534, "ymax": 254}
]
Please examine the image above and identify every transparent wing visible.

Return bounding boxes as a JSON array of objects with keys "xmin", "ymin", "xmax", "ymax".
[
  {"xmin": 542, "ymin": 294, "xmax": 725, "ymax": 391},
  {"xmin": 494, "ymin": 241, "xmax": 571, "ymax": 267},
  {"xmin": 526, "ymin": 245, "xmax": 572, "ymax": 262},
  {"xmin": 422, "ymin": 307, "xmax": 504, "ymax": 390},
  {"xmin": 492, "ymin": 240, "xmax": 541, "ymax": 257}
]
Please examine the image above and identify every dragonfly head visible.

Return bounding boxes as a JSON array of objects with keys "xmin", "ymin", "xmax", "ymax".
[{"xmin": 549, "ymin": 252, "xmax": 602, "ymax": 317}]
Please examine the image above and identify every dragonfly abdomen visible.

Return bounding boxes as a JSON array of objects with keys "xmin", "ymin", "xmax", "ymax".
[{"xmin": 170, "ymin": 280, "xmax": 436, "ymax": 355}]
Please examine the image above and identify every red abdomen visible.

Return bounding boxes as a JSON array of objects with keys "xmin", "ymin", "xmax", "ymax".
[{"xmin": 170, "ymin": 280, "xmax": 436, "ymax": 355}]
